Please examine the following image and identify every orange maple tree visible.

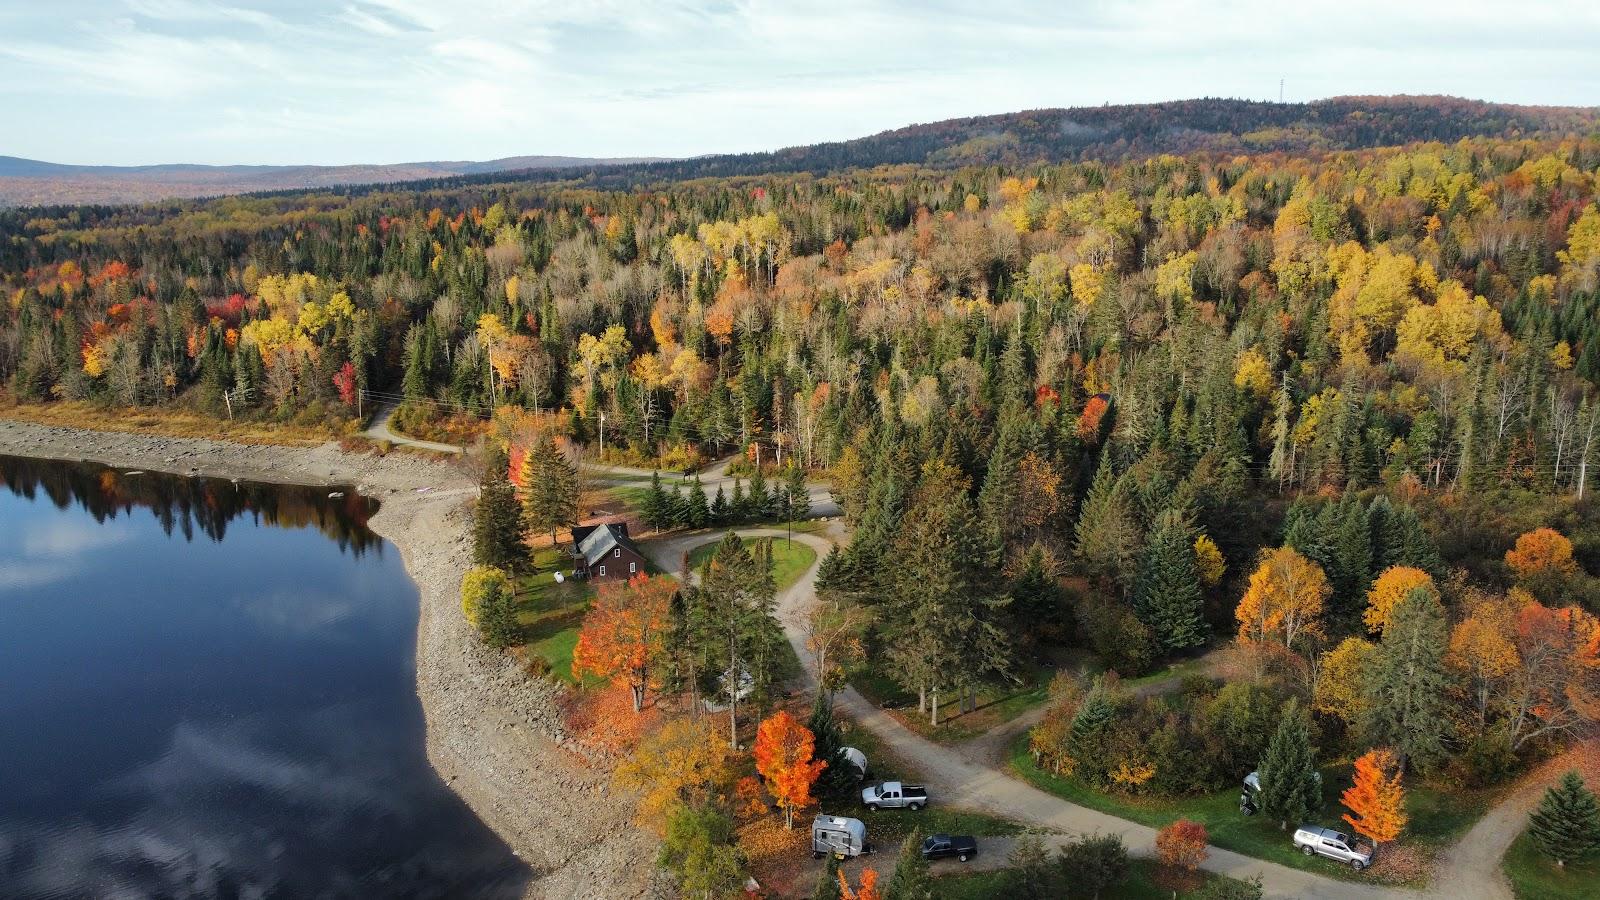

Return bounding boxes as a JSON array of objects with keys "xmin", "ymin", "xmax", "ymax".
[
  {"xmin": 1154, "ymin": 819, "xmax": 1208, "ymax": 896},
  {"xmin": 838, "ymin": 867, "xmax": 882, "ymax": 900},
  {"xmin": 1505, "ymin": 527, "xmax": 1578, "ymax": 581},
  {"xmin": 1076, "ymin": 394, "xmax": 1110, "ymax": 441},
  {"xmin": 1341, "ymin": 748, "xmax": 1407, "ymax": 847},
  {"xmin": 752, "ymin": 710, "xmax": 826, "ymax": 828},
  {"xmin": 572, "ymin": 573, "xmax": 674, "ymax": 712}
]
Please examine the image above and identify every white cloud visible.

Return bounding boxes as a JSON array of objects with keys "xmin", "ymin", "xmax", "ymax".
[{"xmin": 0, "ymin": 0, "xmax": 1596, "ymax": 164}]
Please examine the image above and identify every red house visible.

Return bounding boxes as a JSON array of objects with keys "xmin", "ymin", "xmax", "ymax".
[{"xmin": 570, "ymin": 522, "xmax": 649, "ymax": 583}]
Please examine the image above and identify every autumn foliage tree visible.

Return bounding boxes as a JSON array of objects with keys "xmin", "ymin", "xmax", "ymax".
[
  {"xmin": 1236, "ymin": 546, "xmax": 1329, "ymax": 650},
  {"xmin": 837, "ymin": 868, "xmax": 882, "ymax": 900},
  {"xmin": 1364, "ymin": 566, "xmax": 1437, "ymax": 634},
  {"xmin": 572, "ymin": 573, "xmax": 674, "ymax": 711},
  {"xmin": 1154, "ymin": 819, "xmax": 1208, "ymax": 897},
  {"xmin": 614, "ymin": 717, "xmax": 732, "ymax": 829},
  {"xmin": 1505, "ymin": 527, "xmax": 1579, "ymax": 599},
  {"xmin": 1341, "ymin": 748, "xmax": 1408, "ymax": 849},
  {"xmin": 753, "ymin": 710, "xmax": 826, "ymax": 828}
]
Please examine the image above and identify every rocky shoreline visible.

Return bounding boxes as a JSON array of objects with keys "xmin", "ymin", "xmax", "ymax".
[{"xmin": 0, "ymin": 418, "xmax": 658, "ymax": 900}]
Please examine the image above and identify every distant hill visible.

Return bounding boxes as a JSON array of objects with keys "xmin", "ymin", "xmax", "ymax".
[
  {"xmin": 0, "ymin": 154, "xmax": 666, "ymax": 207},
  {"xmin": 6, "ymin": 96, "xmax": 1598, "ymax": 209},
  {"xmin": 555, "ymin": 95, "xmax": 1600, "ymax": 188}
]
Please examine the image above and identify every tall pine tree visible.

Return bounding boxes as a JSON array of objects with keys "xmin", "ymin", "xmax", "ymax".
[
  {"xmin": 1529, "ymin": 771, "xmax": 1600, "ymax": 868},
  {"xmin": 1132, "ymin": 508, "xmax": 1208, "ymax": 653},
  {"xmin": 1257, "ymin": 698, "xmax": 1321, "ymax": 830},
  {"xmin": 1361, "ymin": 588, "xmax": 1450, "ymax": 771},
  {"xmin": 473, "ymin": 443, "xmax": 526, "ymax": 571}
]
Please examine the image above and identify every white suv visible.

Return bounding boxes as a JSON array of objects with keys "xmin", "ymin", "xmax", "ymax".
[{"xmin": 1292, "ymin": 825, "xmax": 1372, "ymax": 870}]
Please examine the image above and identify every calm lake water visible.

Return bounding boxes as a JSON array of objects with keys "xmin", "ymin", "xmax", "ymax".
[{"xmin": 0, "ymin": 455, "xmax": 528, "ymax": 899}]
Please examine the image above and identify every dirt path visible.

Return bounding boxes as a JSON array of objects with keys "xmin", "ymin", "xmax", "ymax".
[
  {"xmin": 1429, "ymin": 739, "xmax": 1599, "ymax": 900},
  {"xmin": 363, "ymin": 400, "xmax": 465, "ymax": 454},
  {"xmin": 0, "ymin": 419, "xmax": 655, "ymax": 900}
]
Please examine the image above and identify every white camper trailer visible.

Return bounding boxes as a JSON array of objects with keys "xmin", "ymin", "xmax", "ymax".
[{"xmin": 811, "ymin": 814, "xmax": 870, "ymax": 859}]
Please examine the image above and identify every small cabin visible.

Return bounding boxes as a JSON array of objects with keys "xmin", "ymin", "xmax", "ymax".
[{"xmin": 570, "ymin": 522, "xmax": 648, "ymax": 583}]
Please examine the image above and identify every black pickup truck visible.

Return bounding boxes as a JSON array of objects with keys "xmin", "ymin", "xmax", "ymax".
[{"xmin": 920, "ymin": 833, "xmax": 977, "ymax": 862}]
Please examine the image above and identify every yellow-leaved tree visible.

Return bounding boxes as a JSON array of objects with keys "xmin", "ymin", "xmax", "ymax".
[{"xmin": 1236, "ymin": 546, "xmax": 1329, "ymax": 650}]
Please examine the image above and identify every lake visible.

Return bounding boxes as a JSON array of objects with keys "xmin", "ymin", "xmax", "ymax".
[{"xmin": 0, "ymin": 455, "xmax": 528, "ymax": 899}]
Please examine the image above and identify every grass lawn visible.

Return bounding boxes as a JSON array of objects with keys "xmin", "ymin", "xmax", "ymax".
[
  {"xmin": 1008, "ymin": 735, "xmax": 1489, "ymax": 887},
  {"xmin": 1501, "ymin": 828, "xmax": 1600, "ymax": 899},
  {"xmin": 931, "ymin": 858, "xmax": 1246, "ymax": 900},
  {"xmin": 686, "ymin": 537, "xmax": 817, "ymax": 591},
  {"xmin": 512, "ymin": 547, "xmax": 598, "ymax": 684},
  {"xmin": 850, "ymin": 662, "xmax": 1052, "ymax": 743}
]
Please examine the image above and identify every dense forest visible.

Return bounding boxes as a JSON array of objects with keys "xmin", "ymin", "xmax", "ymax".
[{"xmin": 6, "ymin": 99, "xmax": 1600, "ymax": 892}]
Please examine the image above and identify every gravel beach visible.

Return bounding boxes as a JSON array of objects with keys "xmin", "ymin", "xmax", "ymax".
[{"xmin": 0, "ymin": 418, "xmax": 659, "ymax": 900}]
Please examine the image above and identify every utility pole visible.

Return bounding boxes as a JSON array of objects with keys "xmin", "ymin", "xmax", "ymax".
[{"xmin": 1279, "ymin": 78, "xmax": 1284, "ymax": 103}]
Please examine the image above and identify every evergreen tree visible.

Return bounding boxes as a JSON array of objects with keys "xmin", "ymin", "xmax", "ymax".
[
  {"xmin": 1009, "ymin": 544, "xmax": 1068, "ymax": 629},
  {"xmin": 884, "ymin": 460, "xmax": 1012, "ymax": 724},
  {"xmin": 807, "ymin": 691, "xmax": 856, "ymax": 798},
  {"xmin": 730, "ymin": 477, "xmax": 747, "ymax": 522},
  {"xmin": 1361, "ymin": 588, "xmax": 1451, "ymax": 770},
  {"xmin": 1075, "ymin": 453, "xmax": 1139, "ymax": 594},
  {"xmin": 685, "ymin": 477, "xmax": 711, "ymax": 529},
  {"xmin": 784, "ymin": 463, "xmax": 811, "ymax": 543},
  {"xmin": 1258, "ymin": 698, "xmax": 1321, "ymax": 830},
  {"xmin": 687, "ymin": 532, "xmax": 785, "ymax": 747},
  {"xmin": 1132, "ymin": 508, "xmax": 1208, "ymax": 653},
  {"xmin": 477, "ymin": 577, "xmax": 520, "ymax": 649},
  {"xmin": 1528, "ymin": 771, "xmax": 1600, "ymax": 868},
  {"xmin": 811, "ymin": 854, "xmax": 841, "ymax": 900},
  {"xmin": 642, "ymin": 471, "xmax": 670, "ymax": 532},
  {"xmin": 885, "ymin": 826, "xmax": 933, "ymax": 900},
  {"xmin": 710, "ymin": 483, "xmax": 729, "ymax": 524},
  {"xmin": 473, "ymin": 443, "xmax": 525, "ymax": 571},
  {"xmin": 749, "ymin": 464, "xmax": 773, "ymax": 520},
  {"xmin": 520, "ymin": 438, "xmax": 578, "ymax": 547},
  {"xmin": 668, "ymin": 484, "xmax": 689, "ymax": 528}
]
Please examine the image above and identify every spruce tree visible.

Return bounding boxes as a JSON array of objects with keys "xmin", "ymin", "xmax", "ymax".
[
  {"xmin": 730, "ymin": 477, "xmax": 747, "ymax": 522},
  {"xmin": 1132, "ymin": 508, "xmax": 1208, "ymax": 652},
  {"xmin": 885, "ymin": 826, "xmax": 932, "ymax": 900},
  {"xmin": 521, "ymin": 438, "xmax": 578, "ymax": 548},
  {"xmin": 1258, "ymin": 698, "xmax": 1321, "ymax": 830},
  {"xmin": 642, "ymin": 471, "xmax": 669, "ymax": 532},
  {"xmin": 1529, "ymin": 771, "xmax": 1600, "ymax": 868},
  {"xmin": 686, "ymin": 477, "xmax": 711, "ymax": 529},
  {"xmin": 807, "ymin": 692, "xmax": 855, "ymax": 797},
  {"xmin": 710, "ymin": 484, "xmax": 729, "ymax": 524},
  {"xmin": 473, "ymin": 443, "xmax": 525, "ymax": 571},
  {"xmin": 812, "ymin": 854, "xmax": 841, "ymax": 900},
  {"xmin": 1361, "ymin": 588, "xmax": 1451, "ymax": 771},
  {"xmin": 668, "ymin": 484, "xmax": 689, "ymax": 528},
  {"xmin": 784, "ymin": 463, "xmax": 811, "ymax": 543},
  {"xmin": 749, "ymin": 464, "xmax": 773, "ymax": 520},
  {"xmin": 477, "ymin": 578, "xmax": 520, "ymax": 650}
]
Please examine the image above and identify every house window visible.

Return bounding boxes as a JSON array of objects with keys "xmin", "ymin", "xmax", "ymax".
[
  {"xmin": 613, "ymin": 548, "xmax": 621, "ymax": 557},
  {"xmin": 629, "ymin": 562, "xmax": 637, "ymax": 574},
  {"xmin": 598, "ymin": 565, "xmax": 606, "ymax": 576}
]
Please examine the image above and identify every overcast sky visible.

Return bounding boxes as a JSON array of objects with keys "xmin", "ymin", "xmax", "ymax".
[{"xmin": 2, "ymin": 0, "xmax": 1598, "ymax": 167}]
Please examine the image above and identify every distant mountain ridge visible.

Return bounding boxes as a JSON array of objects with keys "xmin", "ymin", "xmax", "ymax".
[
  {"xmin": 0, "ymin": 154, "xmax": 666, "ymax": 207},
  {"xmin": 556, "ymin": 95, "xmax": 1600, "ymax": 188},
  {"xmin": 5, "ymin": 95, "xmax": 1598, "ymax": 208}
]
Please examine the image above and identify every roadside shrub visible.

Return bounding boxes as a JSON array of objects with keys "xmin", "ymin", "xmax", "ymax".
[{"xmin": 1076, "ymin": 598, "xmax": 1155, "ymax": 675}]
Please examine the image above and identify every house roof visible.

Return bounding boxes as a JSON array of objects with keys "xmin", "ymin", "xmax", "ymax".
[{"xmin": 574, "ymin": 522, "xmax": 641, "ymax": 567}]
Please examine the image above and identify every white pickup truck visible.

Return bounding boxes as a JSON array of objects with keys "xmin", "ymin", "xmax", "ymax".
[{"xmin": 861, "ymin": 781, "xmax": 928, "ymax": 811}]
